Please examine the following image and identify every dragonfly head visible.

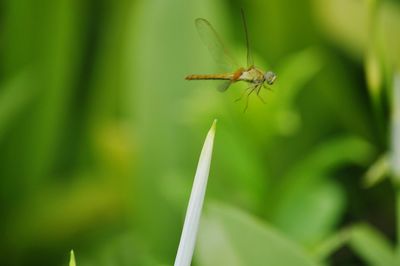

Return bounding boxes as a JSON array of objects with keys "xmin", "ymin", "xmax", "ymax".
[{"xmin": 264, "ymin": 71, "xmax": 277, "ymax": 85}]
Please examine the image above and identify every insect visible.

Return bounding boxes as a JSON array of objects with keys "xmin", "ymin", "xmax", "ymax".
[{"xmin": 185, "ymin": 9, "xmax": 277, "ymax": 111}]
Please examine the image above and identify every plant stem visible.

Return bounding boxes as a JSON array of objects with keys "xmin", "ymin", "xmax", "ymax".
[
  {"xmin": 391, "ymin": 72, "xmax": 400, "ymax": 260},
  {"xmin": 396, "ymin": 189, "xmax": 400, "ymax": 257}
]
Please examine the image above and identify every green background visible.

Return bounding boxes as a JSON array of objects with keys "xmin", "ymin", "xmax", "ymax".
[{"xmin": 0, "ymin": 0, "xmax": 399, "ymax": 265}]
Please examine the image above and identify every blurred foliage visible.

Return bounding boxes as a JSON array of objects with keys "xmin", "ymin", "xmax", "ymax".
[
  {"xmin": 197, "ymin": 203, "xmax": 318, "ymax": 266},
  {"xmin": 0, "ymin": 0, "xmax": 399, "ymax": 265}
]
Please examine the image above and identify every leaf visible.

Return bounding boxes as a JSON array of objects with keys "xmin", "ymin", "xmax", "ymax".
[
  {"xmin": 311, "ymin": 0, "xmax": 368, "ymax": 59},
  {"xmin": 196, "ymin": 203, "xmax": 320, "ymax": 266},
  {"xmin": 363, "ymin": 153, "xmax": 389, "ymax": 187},
  {"xmin": 270, "ymin": 180, "xmax": 345, "ymax": 247},
  {"xmin": 175, "ymin": 120, "xmax": 217, "ymax": 266},
  {"xmin": 274, "ymin": 48, "xmax": 325, "ymax": 104},
  {"xmin": 349, "ymin": 224, "xmax": 396, "ymax": 266},
  {"xmin": 311, "ymin": 228, "xmax": 352, "ymax": 261},
  {"xmin": 391, "ymin": 73, "xmax": 400, "ymax": 181},
  {"xmin": 269, "ymin": 136, "xmax": 373, "ymax": 245},
  {"xmin": 245, "ymin": 47, "xmax": 326, "ymax": 139},
  {"xmin": 69, "ymin": 250, "xmax": 76, "ymax": 266},
  {"xmin": 365, "ymin": 48, "xmax": 383, "ymax": 109},
  {"xmin": 0, "ymin": 70, "xmax": 34, "ymax": 140}
]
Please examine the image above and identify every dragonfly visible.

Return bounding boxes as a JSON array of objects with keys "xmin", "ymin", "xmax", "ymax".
[{"xmin": 185, "ymin": 9, "xmax": 277, "ymax": 111}]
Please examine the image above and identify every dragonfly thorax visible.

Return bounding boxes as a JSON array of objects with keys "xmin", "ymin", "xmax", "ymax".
[{"xmin": 239, "ymin": 67, "xmax": 265, "ymax": 84}]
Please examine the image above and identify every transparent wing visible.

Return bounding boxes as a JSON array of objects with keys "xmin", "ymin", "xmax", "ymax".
[
  {"xmin": 195, "ymin": 18, "xmax": 240, "ymax": 71},
  {"xmin": 217, "ymin": 80, "xmax": 232, "ymax": 92},
  {"xmin": 241, "ymin": 8, "xmax": 254, "ymax": 68}
]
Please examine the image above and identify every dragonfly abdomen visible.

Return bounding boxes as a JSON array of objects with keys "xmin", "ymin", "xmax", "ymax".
[{"xmin": 185, "ymin": 73, "xmax": 233, "ymax": 80}]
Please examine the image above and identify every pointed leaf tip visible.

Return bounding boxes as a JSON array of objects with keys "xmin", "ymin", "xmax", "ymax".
[
  {"xmin": 174, "ymin": 119, "xmax": 217, "ymax": 266},
  {"xmin": 211, "ymin": 119, "xmax": 217, "ymax": 131},
  {"xmin": 69, "ymin": 250, "xmax": 76, "ymax": 266}
]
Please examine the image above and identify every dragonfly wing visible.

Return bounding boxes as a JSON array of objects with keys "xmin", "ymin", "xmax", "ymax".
[
  {"xmin": 195, "ymin": 18, "xmax": 239, "ymax": 71},
  {"xmin": 240, "ymin": 8, "xmax": 254, "ymax": 68},
  {"xmin": 217, "ymin": 80, "xmax": 232, "ymax": 92}
]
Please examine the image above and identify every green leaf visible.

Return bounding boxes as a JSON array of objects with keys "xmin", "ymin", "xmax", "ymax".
[
  {"xmin": 363, "ymin": 154, "xmax": 389, "ymax": 187},
  {"xmin": 271, "ymin": 180, "xmax": 345, "ymax": 247},
  {"xmin": 349, "ymin": 224, "xmax": 396, "ymax": 266},
  {"xmin": 245, "ymin": 47, "xmax": 325, "ymax": 139},
  {"xmin": 391, "ymin": 73, "xmax": 400, "ymax": 181},
  {"xmin": 269, "ymin": 136, "xmax": 373, "ymax": 245},
  {"xmin": 175, "ymin": 120, "xmax": 217, "ymax": 266},
  {"xmin": 0, "ymin": 70, "xmax": 34, "ymax": 140},
  {"xmin": 311, "ymin": 228, "xmax": 352, "ymax": 261},
  {"xmin": 69, "ymin": 250, "xmax": 76, "ymax": 266},
  {"xmin": 196, "ymin": 203, "xmax": 320, "ymax": 266}
]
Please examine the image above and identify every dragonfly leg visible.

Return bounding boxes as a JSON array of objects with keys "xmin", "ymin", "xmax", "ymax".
[
  {"xmin": 243, "ymin": 86, "xmax": 256, "ymax": 112},
  {"xmin": 235, "ymin": 86, "xmax": 252, "ymax": 102},
  {"xmin": 263, "ymin": 84, "xmax": 273, "ymax": 91},
  {"xmin": 256, "ymin": 85, "xmax": 266, "ymax": 103}
]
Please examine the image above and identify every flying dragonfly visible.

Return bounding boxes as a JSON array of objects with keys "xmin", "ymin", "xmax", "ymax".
[{"xmin": 185, "ymin": 9, "xmax": 277, "ymax": 111}]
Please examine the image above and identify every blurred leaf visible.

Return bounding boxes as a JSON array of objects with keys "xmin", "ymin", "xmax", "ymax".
[
  {"xmin": 313, "ymin": 224, "xmax": 397, "ymax": 265},
  {"xmin": 211, "ymin": 123, "xmax": 267, "ymax": 211},
  {"xmin": 312, "ymin": 0, "xmax": 368, "ymax": 59},
  {"xmin": 0, "ymin": 0, "xmax": 88, "ymax": 188},
  {"xmin": 0, "ymin": 0, "xmax": 36, "ymax": 74},
  {"xmin": 391, "ymin": 73, "xmax": 400, "ymax": 182},
  {"xmin": 364, "ymin": 0, "xmax": 381, "ymax": 99},
  {"xmin": 5, "ymin": 177, "xmax": 126, "ymax": 252},
  {"xmin": 246, "ymin": 47, "xmax": 325, "ymax": 140},
  {"xmin": 86, "ymin": 0, "xmax": 134, "ymax": 124},
  {"xmin": 271, "ymin": 180, "xmax": 345, "ymax": 247},
  {"xmin": 0, "ymin": 70, "xmax": 34, "ymax": 140},
  {"xmin": 269, "ymin": 136, "xmax": 374, "ymax": 245},
  {"xmin": 273, "ymin": 136, "xmax": 374, "ymax": 200},
  {"xmin": 274, "ymin": 48, "xmax": 325, "ymax": 103},
  {"xmin": 349, "ymin": 223, "xmax": 396, "ymax": 266},
  {"xmin": 204, "ymin": 48, "xmax": 327, "ymax": 213},
  {"xmin": 312, "ymin": 0, "xmax": 400, "ymax": 67},
  {"xmin": 379, "ymin": 2, "xmax": 400, "ymax": 72},
  {"xmin": 197, "ymin": 202, "xmax": 320, "ymax": 266},
  {"xmin": 363, "ymin": 153, "xmax": 389, "ymax": 188},
  {"xmin": 365, "ymin": 49, "xmax": 383, "ymax": 104},
  {"xmin": 76, "ymin": 234, "xmax": 159, "ymax": 266},
  {"xmin": 311, "ymin": 228, "xmax": 352, "ymax": 261}
]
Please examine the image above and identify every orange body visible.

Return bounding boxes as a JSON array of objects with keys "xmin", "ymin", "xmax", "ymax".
[{"xmin": 185, "ymin": 68, "xmax": 245, "ymax": 81}]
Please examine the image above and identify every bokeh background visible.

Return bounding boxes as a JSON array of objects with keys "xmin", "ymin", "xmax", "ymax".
[{"xmin": 0, "ymin": 0, "xmax": 399, "ymax": 265}]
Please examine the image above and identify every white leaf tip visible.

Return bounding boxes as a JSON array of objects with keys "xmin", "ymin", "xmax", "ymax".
[
  {"xmin": 211, "ymin": 119, "xmax": 217, "ymax": 132},
  {"xmin": 174, "ymin": 118, "xmax": 217, "ymax": 266},
  {"xmin": 69, "ymin": 250, "xmax": 76, "ymax": 266}
]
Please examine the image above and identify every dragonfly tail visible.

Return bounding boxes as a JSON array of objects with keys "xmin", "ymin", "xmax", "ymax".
[{"xmin": 185, "ymin": 74, "xmax": 232, "ymax": 80}]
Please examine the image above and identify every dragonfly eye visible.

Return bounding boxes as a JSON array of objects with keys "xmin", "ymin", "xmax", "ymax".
[{"xmin": 264, "ymin": 71, "xmax": 277, "ymax": 85}]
